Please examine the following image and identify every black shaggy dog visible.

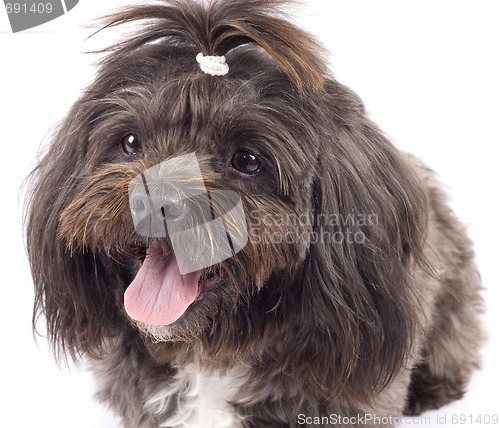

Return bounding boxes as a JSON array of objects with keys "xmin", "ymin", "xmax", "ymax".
[{"xmin": 26, "ymin": 1, "xmax": 483, "ymax": 426}]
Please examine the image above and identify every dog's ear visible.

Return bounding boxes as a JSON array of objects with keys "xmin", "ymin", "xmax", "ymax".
[
  {"xmin": 25, "ymin": 101, "xmax": 125, "ymax": 361},
  {"xmin": 293, "ymin": 79, "xmax": 429, "ymax": 401}
]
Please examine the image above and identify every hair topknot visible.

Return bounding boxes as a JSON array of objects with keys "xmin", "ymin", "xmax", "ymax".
[{"xmin": 95, "ymin": 0, "xmax": 328, "ymax": 91}]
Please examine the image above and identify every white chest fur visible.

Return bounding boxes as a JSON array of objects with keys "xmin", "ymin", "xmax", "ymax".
[{"xmin": 145, "ymin": 363, "xmax": 247, "ymax": 428}]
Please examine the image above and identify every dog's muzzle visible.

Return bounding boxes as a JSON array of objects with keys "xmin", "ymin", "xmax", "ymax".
[
  {"xmin": 127, "ymin": 152, "xmax": 249, "ymax": 274},
  {"xmin": 124, "ymin": 152, "xmax": 249, "ymax": 327}
]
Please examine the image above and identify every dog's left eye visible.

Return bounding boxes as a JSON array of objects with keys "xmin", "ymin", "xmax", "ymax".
[
  {"xmin": 121, "ymin": 133, "xmax": 142, "ymax": 156},
  {"xmin": 230, "ymin": 151, "xmax": 263, "ymax": 175}
]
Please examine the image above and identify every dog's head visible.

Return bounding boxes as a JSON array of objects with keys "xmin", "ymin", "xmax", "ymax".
[{"xmin": 26, "ymin": 0, "xmax": 428, "ymax": 401}]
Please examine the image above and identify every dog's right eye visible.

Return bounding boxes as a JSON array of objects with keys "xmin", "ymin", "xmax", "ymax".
[
  {"xmin": 230, "ymin": 151, "xmax": 263, "ymax": 175},
  {"xmin": 121, "ymin": 133, "xmax": 142, "ymax": 156}
]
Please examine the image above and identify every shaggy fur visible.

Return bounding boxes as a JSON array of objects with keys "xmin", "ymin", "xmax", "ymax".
[{"xmin": 25, "ymin": 1, "xmax": 483, "ymax": 426}]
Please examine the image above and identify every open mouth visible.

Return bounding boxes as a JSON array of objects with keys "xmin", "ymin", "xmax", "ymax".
[{"xmin": 123, "ymin": 247, "xmax": 220, "ymax": 326}]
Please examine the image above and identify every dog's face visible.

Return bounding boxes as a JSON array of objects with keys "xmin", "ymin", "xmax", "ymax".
[
  {"xmin": 27, "ymin": 0, "xmax": 428, "ymax": 397},
  {"xmin": 55, "ymin": 41, "xmax": 321, "ymax": 344}
]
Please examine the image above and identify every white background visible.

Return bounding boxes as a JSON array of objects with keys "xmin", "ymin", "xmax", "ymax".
[{"xmin": 0, "ymin": 1, "xmax": 498, "ymax": 427}]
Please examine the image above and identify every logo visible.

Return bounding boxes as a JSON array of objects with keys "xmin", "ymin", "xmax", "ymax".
[
  {"xmin": 3, "ymin": 1, "xmax": 79, "ymax": 33},
  {"xmin": 128, "ymin": 153, "xmax": 248, "ymax": 274}
]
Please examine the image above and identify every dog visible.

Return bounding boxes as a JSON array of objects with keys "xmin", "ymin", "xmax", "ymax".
[{"xmin": 25, "ymin": 0, "xmax": 483, "ymax": 426}]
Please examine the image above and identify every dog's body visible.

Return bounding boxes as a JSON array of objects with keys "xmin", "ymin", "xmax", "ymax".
[{"xmin": 26, "ymin": 1, "xmax": 483, "ymax": 427}]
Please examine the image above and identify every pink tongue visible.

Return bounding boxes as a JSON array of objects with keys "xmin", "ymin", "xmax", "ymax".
[{"xmin": 124, "ymin": 249, "xmax": 201, "ymax": 326}]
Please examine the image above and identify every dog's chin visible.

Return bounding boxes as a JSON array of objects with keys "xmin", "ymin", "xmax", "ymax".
[{"xmin": 135, "ymin": 321, "xmax": 178, "ymax": 342}]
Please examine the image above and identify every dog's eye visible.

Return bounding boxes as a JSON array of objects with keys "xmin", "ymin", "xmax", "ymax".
[
  {"xmin": 230, "ymin": 151, "xmax": 263, "ymax": 175},
  {"xmin": 121, "ymin": 133, "xmax": 142, "ymax": 155}
]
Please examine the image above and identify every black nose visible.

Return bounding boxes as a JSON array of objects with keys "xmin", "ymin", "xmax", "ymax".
[
  {"xmin": 130, "ymin": 192, "xmax": 187, "ymax": 220},
  {"xmin": 159, "ymin": 195, "xmax": 187, "ymax": 222},
  {"xmin": 129, "ymin": 183, "xmax": 188, "ymax": 238}
]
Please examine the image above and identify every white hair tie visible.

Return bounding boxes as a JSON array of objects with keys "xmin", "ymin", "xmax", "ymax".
[{"xmin": 196, "ymin": 53, "xmax": 229, "ymax": 76}]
